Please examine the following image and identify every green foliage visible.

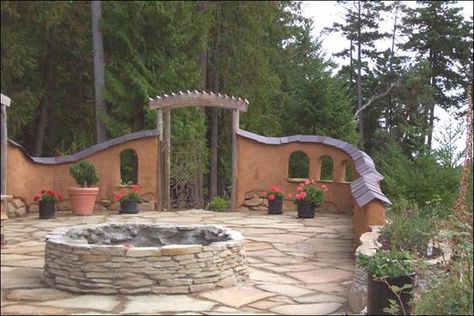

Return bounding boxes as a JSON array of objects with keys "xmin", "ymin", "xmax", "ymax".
[
  {"xmin": 120, "ymin": 149, "xmax": 138, "ymax": 184},
  {"xmin": 373, "ymin": 136, "xmax": 459, "ymax": 208},
  {"xmin": 1, "ymin": 1, "xmax": 95, "ymax": 155},
  {"xmin": 115, "ymin": 186, "xmax": 141, "ymax": 203},
  {"xmin": 294, "ymin": 181, "xmax": 325, "ymax": 206},
  {"xmin": 288, "ymin": 151, "xmax": 309, "ymax": 178},
  {"xmin": 320, "ymin": 156, "xmax": 333, "ymax": 181},
  {"xmin": 382, "ymin": 198, "xmax": 436, "ymax": 254},
  {"xmin": 415, "ymin": 216, "xmax": 473, "ymax": 315},
  {"xmin": 357, "ymin": 250, "xmax": 416, "ymax": 279},
  {"xmin": 69, "ymin": 160, "xmax": 100, "ymax": 187},
  {"xmin": 207, "ymin": 197, "xmax": 229, "ymax": 212}
]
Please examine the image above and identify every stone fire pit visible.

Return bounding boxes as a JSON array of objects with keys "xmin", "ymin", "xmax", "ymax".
[{"xmin": 43, "ymin": 223, "xmax": 248, "ymax": 294}]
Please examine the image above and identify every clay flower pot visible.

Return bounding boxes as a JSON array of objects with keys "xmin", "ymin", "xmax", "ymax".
[{"xmin": 68, "ymin": 187, "xmax": 99, "ymax": 216}]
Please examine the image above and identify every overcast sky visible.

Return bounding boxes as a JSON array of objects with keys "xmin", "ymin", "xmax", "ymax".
[{"xmin": 301, "ymin": 1, "xmax": 473, "ymax": 153}]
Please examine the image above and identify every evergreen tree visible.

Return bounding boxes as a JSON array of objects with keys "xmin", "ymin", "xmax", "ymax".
[
  {"xmin": 402, "ymin": 1, "xmax": 473, "ymax": 148},
  {"xmin": 327, "ymin": 0, "xmax": 388, "ymax": 148}
]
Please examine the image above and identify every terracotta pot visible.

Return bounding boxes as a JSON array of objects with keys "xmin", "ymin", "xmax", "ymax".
[{"xmin": 68, "ymin": 187, "xmax": 99, "ymax": 216}]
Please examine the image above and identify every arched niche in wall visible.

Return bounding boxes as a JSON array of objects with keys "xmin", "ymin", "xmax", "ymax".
[
  {"xmin": 120, "ymin": 149, "xmax": 138, "ymax": 184},
  {"xmin": 288, "ymin": 151, "xmax": 310, "ymax": 179},
  {"xmin": 344, "ymin": 161, "xmax": 353, "ymax": 182},
  {"xmin": 320, "ymin": 155, "xmax": 333, "ymax": 181}
]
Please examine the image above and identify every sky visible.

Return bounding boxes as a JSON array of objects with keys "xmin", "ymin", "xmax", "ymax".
[{"xmin": 301, "ymin": 1, "xmax": 473, "ymax": 153}]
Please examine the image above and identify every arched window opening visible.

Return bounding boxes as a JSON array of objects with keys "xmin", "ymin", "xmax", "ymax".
[
  {"xmin": 288, "ymin": 151, "xmax": 309, "ymax": 179},
  {"xmin": 320, "ymin": 156, "xmax": 333, "ymax": 181},
  {"xmin": 120, "ymin": 149, "xmax": 138, "ymax": 184},
  {"xmin": 344, "ymin": 162, "xmax": 353, "ymax": 182}
]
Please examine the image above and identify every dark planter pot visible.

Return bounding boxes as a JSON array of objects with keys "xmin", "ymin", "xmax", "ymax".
[
  {"xmin": 39, "ymin": 201, "xmax": 56, "ymax": 219},
  {"xmin": 297, "ymin": 202, "xmax": 315, "ymax": 218},
  {"xmin": 268, "ymin": 199, "xmax": 283, "ymax": 215},
  {"xmin": 119, "ymin": 201, "xmax": 139, "ymax": 214},
  {"xmin": 367, "ymin": 273, "xmax": 416, "ymax": 315}
]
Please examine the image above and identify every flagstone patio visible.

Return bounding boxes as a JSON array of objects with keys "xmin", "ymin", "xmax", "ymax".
[{"xmin": 1, "ymin": 209, "xmax": 355, "ymax": 315}]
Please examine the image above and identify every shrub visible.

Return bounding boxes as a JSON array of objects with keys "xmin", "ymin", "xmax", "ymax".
[
  {"xmin": 208, "ymin": 197, "xmax": 229, "ymax": 212},
  {"xmin": 381, "ymin": 198, "xmax": 435, "ymax": 255},
  {"xmin": 69, "ymin": 160, "xmax": 100, "ymax": 187},
  {"xmin": 357, "ymin": 250, "xmax": 416, "ymax": 279}
]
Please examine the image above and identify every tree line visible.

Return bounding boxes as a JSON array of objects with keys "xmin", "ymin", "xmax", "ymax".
[{"xmin": 1, "ymin": 1, "xmax": 472, "ymax": 203}]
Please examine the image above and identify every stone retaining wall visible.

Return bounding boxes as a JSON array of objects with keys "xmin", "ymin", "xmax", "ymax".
[
  {"xmin": 43, "ymin": 224, "xmax": 249, "ymax": 294},
  {"xmin": 347, "ymin": 225, "xmax": 382, "ymax": 313}
]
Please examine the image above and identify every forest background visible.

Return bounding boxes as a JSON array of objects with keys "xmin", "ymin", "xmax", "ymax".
[{"xmin": 1, "ymin": 0, "xmax": 473, "ymax": 209}]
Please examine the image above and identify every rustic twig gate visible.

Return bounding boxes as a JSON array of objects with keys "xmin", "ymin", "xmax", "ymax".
[{"xmin": 149, "ymin": 90, "xmax": 248, "ymax": 211}]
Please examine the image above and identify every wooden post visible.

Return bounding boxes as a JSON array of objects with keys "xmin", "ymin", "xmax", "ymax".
[
  {"xmin": 231, "ymin": 109, "xmax": 239, "ymax": 211},
  {"xmin": 162, "ymin": 109, "xmax": 171, "ymax": 210},
  {"xmin": 1, "ymin": 94, "xmax": 11, "ymax": 196},
  {"xmin": 156, "ymin": 110, "xmax": 163, "ymax": 211}
]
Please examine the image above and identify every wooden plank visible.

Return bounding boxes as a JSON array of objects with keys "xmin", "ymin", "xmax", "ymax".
[
  {"xmin": 156, "ymin": 110, "xmax": 163, "ymax": 211},
  {"xmin": 150, "ymin": 93, "xmax": 248, "ymax": 112},
  {"xmin": 163, "ymin": 109, "xmax": 171, "ymax": 210},
  {"xmin": 0, "ymin": 94, "xmax": 11, "ymax": 107},
  {"xmin": 231, "ymin": 109, "xmax": 239, "ymax": 211},
  {"xmin": 1, "ymin": 105, "xmax": 7, "ymax": 195}
]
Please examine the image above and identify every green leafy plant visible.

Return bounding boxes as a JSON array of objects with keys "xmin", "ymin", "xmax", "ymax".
[
  {"xmin": 208, "ymin": 197, "xmax": 229, "ymax": 212},
  {"xmin": 33, "ymin": 189, "xmax": 63, "ymax": 203},
  {"xmin": 415, "ymin": 215, "xmax": 473, "ymax": 315},
  {"xmin": 114, "ymin": 185, "xmax": 141, "ymax": 203},
  {"xmin": 357, "ymin": 250, "xmax": 416, "ymax": 279},
  {"xmin": 260, "ymin": 185, "xmax": 284, "ymax": 201},
  {"xmin": 69, "ymin": 160, "xmax": 100, "ymax": 187},
  {"xmin": 381, "ymin": 199, "xmax": 435, "ymax": 255},
  {"xmin": 292, "ymin": 179, "xmax": 327, "ymax": 206}
]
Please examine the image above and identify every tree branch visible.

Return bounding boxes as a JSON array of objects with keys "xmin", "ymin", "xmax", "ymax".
[{"xmin": 354, "ymin": 70, "xmax": 407, "ymax": 119}]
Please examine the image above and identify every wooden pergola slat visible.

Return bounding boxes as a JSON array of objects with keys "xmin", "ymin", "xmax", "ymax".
[{"xmin": 149, "ymin": 90, "xmax": 248, "ymax": 112}]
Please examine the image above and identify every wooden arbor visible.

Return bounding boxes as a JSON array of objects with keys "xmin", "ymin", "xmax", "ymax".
[{"xmin": 149, "ymin": 90, "xmax": 249, "ymax": 211}]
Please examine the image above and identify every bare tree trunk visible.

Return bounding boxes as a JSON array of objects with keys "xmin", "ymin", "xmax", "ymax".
[
  {"xmin": 34, "ymin": 29, "xmax": 56, "ymax": 157},
  {"xmin": 209, "ymin": 5, "xmax": 220, "ymax": 201},
  {"xmin": 386, "ymin": 2, "xmax": 399, "ymax": 132},
  {"xmin": 349, "ymin": 39, "xmax": 353, "ymax": 86},
  {"xmin": 197, "ymin": 0, "xmax": 209, "ymax": 207},
  {"xmin": 91, "ymin": 0, "xmax": 107, "ymax": 144},
  {"xmin": 356, "ymin": 1, "xmax": 364, "ymax": 148}
]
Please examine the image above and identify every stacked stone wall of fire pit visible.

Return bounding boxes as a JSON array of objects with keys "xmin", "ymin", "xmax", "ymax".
[{"xmin": 43, "ymin": 223, "xmax": 248, "ymax": 294}]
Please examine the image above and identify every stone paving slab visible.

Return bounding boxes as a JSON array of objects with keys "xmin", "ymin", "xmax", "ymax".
[{"xmin": 1, "ymin": 209, "xmax": 355, "ymax": 315}]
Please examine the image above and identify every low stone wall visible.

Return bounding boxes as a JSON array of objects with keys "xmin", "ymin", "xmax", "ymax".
[
  {"xmin": 43, "ymin": 223, "xmax": 249, "ymax": 294},
  {"xmin": 348, "ymin": 225, "xmax": 382, "ymax": 313}
]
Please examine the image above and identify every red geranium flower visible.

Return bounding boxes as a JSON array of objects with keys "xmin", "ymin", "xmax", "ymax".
[
  {"xmin": 41, "ymin": 190, "xmax": 46, "ymax": 194},
  {"xmin": 57, "ymin": 192, "xmax": 63, "ymax": 201},
  {"xmin": 33, "ymin": 196, "xmax": 40, "ymax": 202},
  {"xmin": 268, "ymin": 194, "xmax": 275, "ymax": 201}
]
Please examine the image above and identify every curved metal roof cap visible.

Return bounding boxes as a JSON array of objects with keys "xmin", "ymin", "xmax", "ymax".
[
  {"xmin": 8, "ymin": 130, "xmax": 159, "ymax": 165},
  {"xmin": 236, "ymin": 128, "xmax": 391, "ymax": 207}
]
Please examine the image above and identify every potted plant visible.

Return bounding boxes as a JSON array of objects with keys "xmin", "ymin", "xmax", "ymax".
[
  {"xmin": 68, "ymin": 160, "xmax": 100, "ymax": 216},
  {"xmin": 293, "ymin": 179, "xmax": 327, "ymax": 218},
  {"xmin": 261, "ymin": 185, "xmax": 284, "ymax": 215},
  {"xmin": 357, "ymin": 249, "xmax": 417, "ymax": 315},
  {"xmin": 33, "ymin": 189, "xmax": 63, "ymax": 219},
  {"xmin": 114, "ymin": 185, "xmax": 141, "ymax": 214}
]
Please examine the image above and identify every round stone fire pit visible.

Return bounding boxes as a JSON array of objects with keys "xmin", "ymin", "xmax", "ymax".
[{"xmin": 43, "ymin": 223, "xmax": 248, "ymax": 294}]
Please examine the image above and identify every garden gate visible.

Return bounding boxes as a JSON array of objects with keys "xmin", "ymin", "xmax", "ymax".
[{"xmin": 149, "ymin": 90, "xmax": 248, "ymax": 211}]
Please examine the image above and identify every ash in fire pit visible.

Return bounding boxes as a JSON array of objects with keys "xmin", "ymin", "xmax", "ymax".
[{"xmin": 43, "ymin": 223, "xmax": 248, "ymax": 294}]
